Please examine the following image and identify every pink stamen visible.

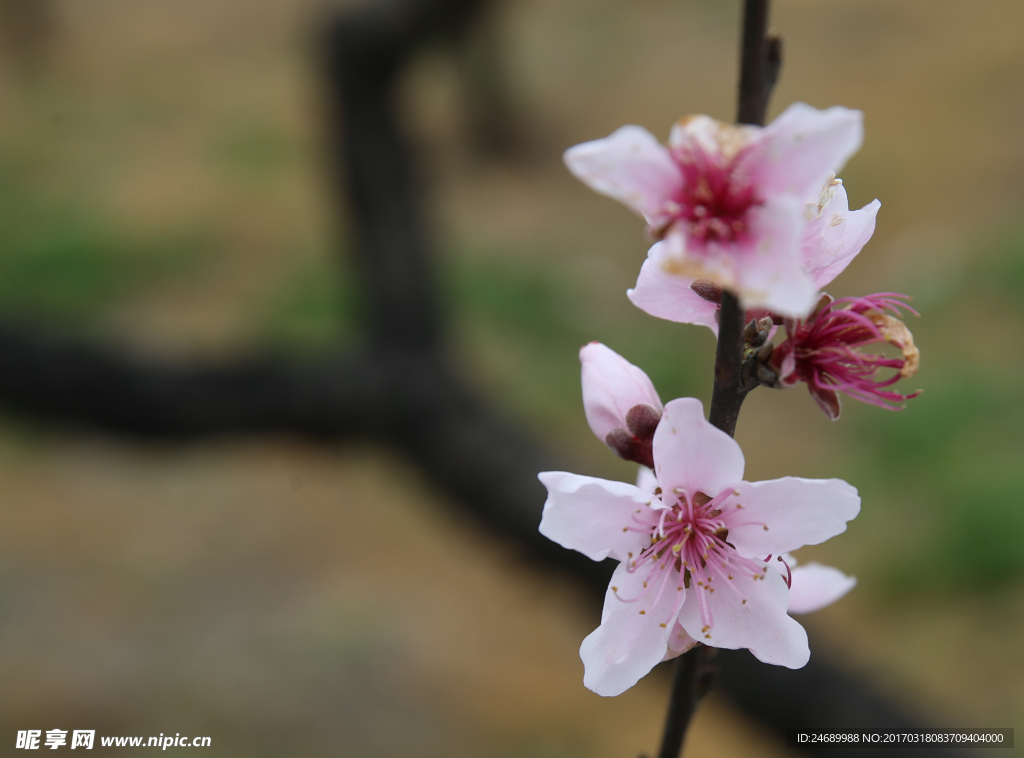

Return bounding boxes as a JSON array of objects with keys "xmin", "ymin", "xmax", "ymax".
[{"xmin": 773, "ymin": 293, "xmax": 920, "ymax": 410}]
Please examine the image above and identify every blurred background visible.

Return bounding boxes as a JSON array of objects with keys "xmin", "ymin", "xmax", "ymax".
[{"xmin": 0, "ymin": 0, "xmax": 1021, "ymax": 755}]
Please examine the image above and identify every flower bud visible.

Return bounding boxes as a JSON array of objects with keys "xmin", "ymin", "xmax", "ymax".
[{"xmin": 580, "ymin": 342, "xmax": 663, "ymax": 467}]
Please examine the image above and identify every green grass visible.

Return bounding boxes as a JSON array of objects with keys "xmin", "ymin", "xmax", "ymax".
[
  {"xmin": 259, "ymin": 254, "xmax": 356, "ymax": 349},
  {"xmin": 0, "ymin": 159, "xmax": 209, "ymax": 325},
  {"xmin": 847, "ymin": 228, "xmax": 1024, "ymax": 594}
]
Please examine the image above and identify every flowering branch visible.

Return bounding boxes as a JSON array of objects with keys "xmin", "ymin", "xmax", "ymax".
[{"xmin": 655, "ymin": 2, "xmax": 780, "ymax": 756}]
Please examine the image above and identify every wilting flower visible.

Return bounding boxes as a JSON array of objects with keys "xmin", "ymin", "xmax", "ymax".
[
  {"xmin": 770, "ymin": 293, "xmax": 921, "ymax": 420},
  {"xmin": 539, "ymin": 398, "xmax": 860, "ymax": 696},
  {"xmin": 564, "ymin": 103, "xmax": 864, "ymax": 317},
  {"xmin": 580, "ymin": 342, "xmax": 663, "ymax": 468},
  {"xmin": 628, "ymin": 176, "xmax": 880, "ymax": 332}
]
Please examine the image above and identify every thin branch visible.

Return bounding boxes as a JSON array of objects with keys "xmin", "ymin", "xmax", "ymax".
[
  {"xmin": 654, "ymin": 2, "xmax": 778, "ymax": 757},
  {"xmin": 654, "ymin": 645, "xmax": 718, "ymax": 758}
]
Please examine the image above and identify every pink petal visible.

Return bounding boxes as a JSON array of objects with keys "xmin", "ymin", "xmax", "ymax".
[
  {"xmin": 734, "ymin": 194, "xmax": 816, "ymax": 317},
  {"xmin": 678, "ymin": 559, "xmax": 809, "ymax": 668},
  {"xmin": 538, "ymin": 472, "xmax": 654, "ymax": 562},
  {"xmin": 668, "ymin": 114, "xmax": 758, "ymax": 160},
  {"xmin": 662, "ymin": 623, "xmax": 699, "ymax": 661},
  {"xmin": 652, "ymin": 398, "xmax": 745, "ymax": 499},
  {"xmin": 580, "ymin": 342, "xmax": 663, "ymax": 444},
  {"xmin": 564, "ymin": 126, "xmax": 681, "ymax": 226},
  {"xmin": 741, "ymin": 103, "xmax": 863, "ymax": 204},
  {"xmin": 801, "ymin": 180, "xmax": 880, "ymax": 291},
  {"xmin": 626, "ymin": 242, "xmax": 721, "ymax": 333},
  {"xmin": 787, "ymin": 563, "xmax": 857, "ymax": 615},
  {"xmin": 725, "ymin": 477, "xmax": 860, "ymax": 559},
  {"xmin": 581, "ymin": 560, "xmax": 682, "ymax": 696},
  {"xmin": 636, "ymin": 465, "xmax": 658, "ymax": 494}
]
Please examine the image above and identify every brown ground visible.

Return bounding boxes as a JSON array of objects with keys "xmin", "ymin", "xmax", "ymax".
[{"xmin": 0, "ymin": 0, "xmax": 1021, "ymax": 755}]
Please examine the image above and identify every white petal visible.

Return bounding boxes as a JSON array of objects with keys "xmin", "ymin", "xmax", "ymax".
[
  {"xmin": 538, "ymin": 472, "xmax": 654, "ymax": 562},
  {"xmin": 652, "ymin": 398, "xmax": 745, "ymax": 499},
  {"xmin": 734, "ymin": 194, "xmax": 817, "ymax": 317},
  {"xmin": 580, "ymin": 342, "xmax": 663, "ymax": 443},
  {"xmin": 801, "ymin": 180, "xmax": 880, "ymax": 291},
  {"xmin": 564, "ymin": 126, "xmax": 681, "ymax": 226},
  {"xmin": 581, "ymin": 560, "xmax": 683, "ymax": 696},
  {"xmin": 626, "ymin": 242, "xmax": 721, "ymax": 333},
  {"xmin": 741, "ymin": 103, "xmax": 863, "ymax": 202},
  {"xmin": 725, "ymin": 477, "xmax": 860, "ymax": 559},
  {"xmin": 678, "ymin": 559, "xmax": 809, "ymax": 668},
  {"xmin": 788, "ymin": 563, "xmax": 857, "ymax": 615}
]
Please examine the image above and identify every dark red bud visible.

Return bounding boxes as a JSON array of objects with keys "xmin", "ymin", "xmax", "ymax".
[
  {"xmin": 605, "ymin": 428, "xmax": 655, "ymax": 469},
  {"xmin": 690, "ymin": 279, "xmax": 723, "ymax": 304},
  {"xmin": 744, "ymin": 307, "xmax": 780, "ymax": 324},
  {"xmin": 625, "ymin": 404, "xmax": 661, "ymax": 440}
]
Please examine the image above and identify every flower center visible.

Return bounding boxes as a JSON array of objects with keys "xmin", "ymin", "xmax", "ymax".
[
  {"xmin": 617, "ymin": 487, "xmax": 769, "ymax": 637},
  {"xmin": 667, "ymin": 147, "xmax": 760, "ymax": 247}
]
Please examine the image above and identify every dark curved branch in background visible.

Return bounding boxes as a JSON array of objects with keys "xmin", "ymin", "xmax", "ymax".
[
  {"xmin": 322, "ymin": 0, "xmax": 486, "ymax": 350},
  {"xmin": 0, "ymin": 0, "xmax": 973, "ymax": 756}
]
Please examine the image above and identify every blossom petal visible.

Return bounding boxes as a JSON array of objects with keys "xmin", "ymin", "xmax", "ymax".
[
  {"xmin": 564, "ymin": 126, "xmax": 681, "ymax": 226},
  {"xmin": 538, "ymin": 472, "xmax": 654, "ymax": 562},
  {"xmin": 668, "ymin": 115, "xmax": 758, "ymax": 161},
  {"xmin": 580, "ymin": 342, "xmax": 663, "ymax": 444},
  {"xmin": 636, "ymin": 466, "xmax": 658, "ymax": 494},
  {"xmin": 788, "ymin": 563, "xmax": 857, "ymax": 615},
  {"xmin": 581, "ymin": 560, "xmax": 682, "ymax": 696},
  {"xmin": 662, "ymin": 622, "xmax": 699, "ymax": 661},
  {"xmin": 725, "ymin": 477, "xmax": 860, "ymax": 559},
  {"xmin": 734, "ymin": 194, "xmax": 816, "ymax": 316},
  {"xmin": 652, "ymin": 398, "xmax": 745, "ymax": 498},
  {"xmin": 627, "ymin": 242, "xmax": 721, "ymax": 333},
  {"xmin": 742, "ymin": 103, "xmax": 863, "ymax": 203},
  {"xmin": 801, "ymin": 180, "xmax": 880, "ymax": 291},
  {"xmin": 678, "ymin": 561, "xmax": 809, "ymax": 668}
]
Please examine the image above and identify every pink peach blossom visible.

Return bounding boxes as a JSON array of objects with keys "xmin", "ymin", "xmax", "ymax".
[
  {"xmin": 539, "ymin": 398, "xmax": 859, "ymax": 696},
  {"xmin": 565, "ymin": 104, "xmax": 865, "ymax": 318},
  {"xmin": 637, "ymin": 472, "xmax": 856, "ymax": 619},
  {"xmin": 627, "ymin": 177, "xmax": 879, "ymax": 333}
]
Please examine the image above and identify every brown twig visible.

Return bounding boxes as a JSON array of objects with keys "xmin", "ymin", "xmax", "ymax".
[{"xmin": 653, "ymin": 2, "xmax": 780, "ymax": 757}]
